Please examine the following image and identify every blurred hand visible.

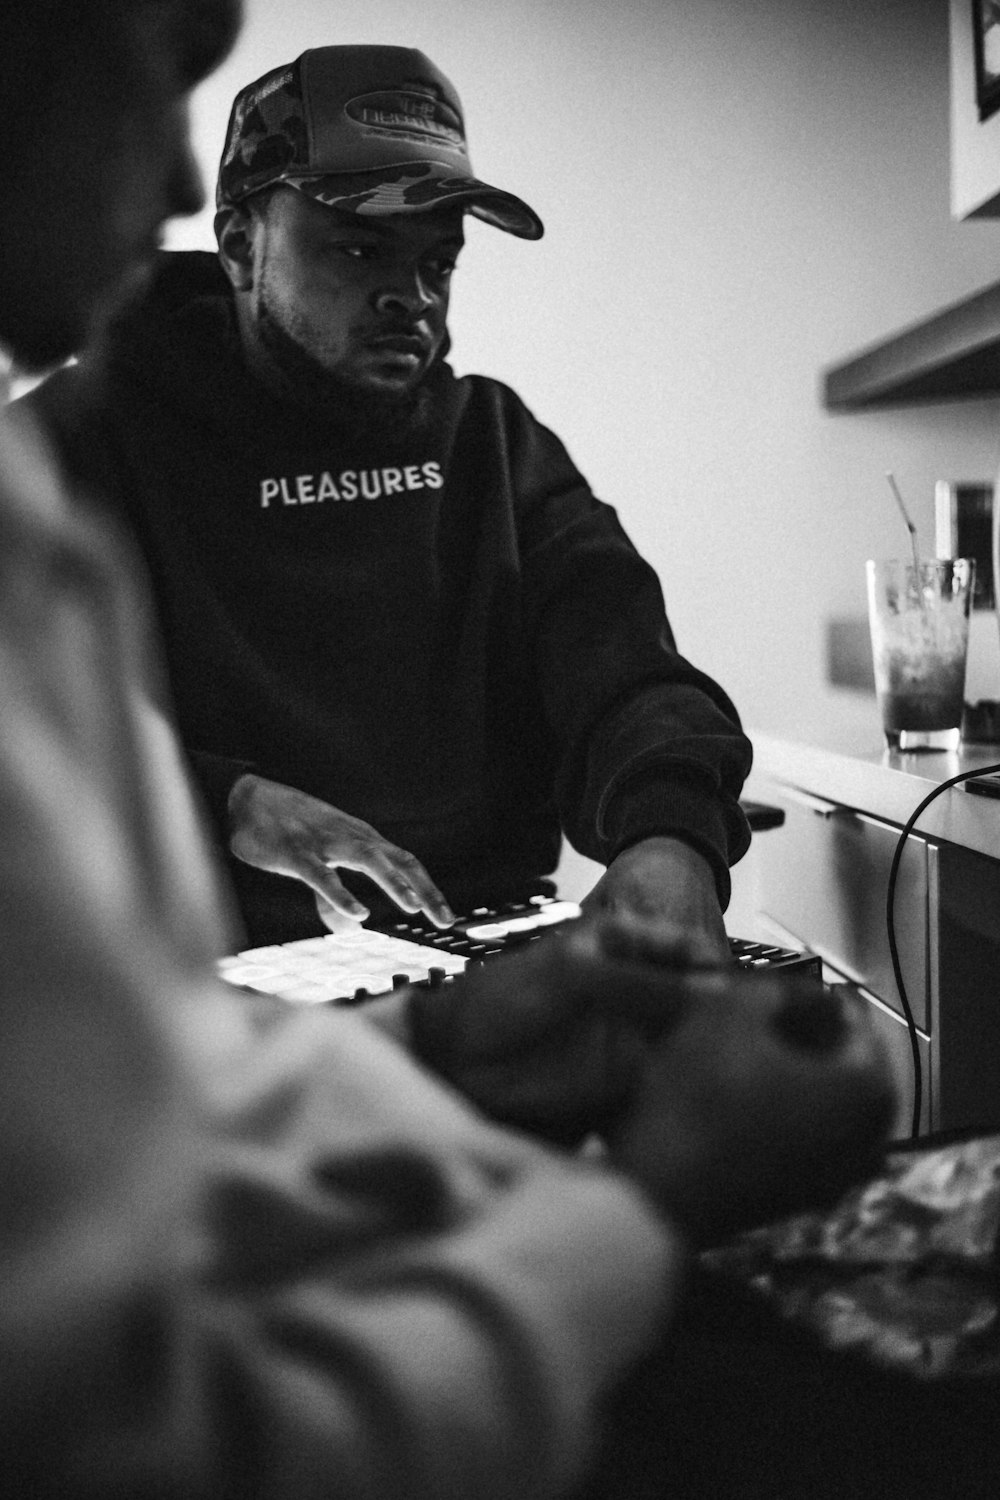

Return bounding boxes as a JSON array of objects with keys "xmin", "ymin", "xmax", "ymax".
[
  {"xmin": 606, "ymin": 978, "xmax": 896, "ymax": 1247},
  {"xmin": 228, "ymin": 773, "xmax": 455, "ymax": 933},
  {"xmin": 410, "ymin": 915, "xmax": 894, "ymax": 1221},
  {"xmin": 408, "ymin": 915, "xmax": 684, "ymax": 1142},
  {"xmin": 581, "ymin": 836, "xmax": 732, "ymax": 967}
]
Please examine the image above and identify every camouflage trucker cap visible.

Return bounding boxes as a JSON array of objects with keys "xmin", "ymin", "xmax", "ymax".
[{"xmin": 216, "ymin": 45, "xmax": 544, "ymax": 239}]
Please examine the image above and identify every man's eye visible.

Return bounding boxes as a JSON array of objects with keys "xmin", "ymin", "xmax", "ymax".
[
  {"xmin": 334, "ymin": 244, "xmax": 376, "ymax": 260},
  {"xmin": 427, "ymin": 257, "xmax": 458, "ymax": 278}
]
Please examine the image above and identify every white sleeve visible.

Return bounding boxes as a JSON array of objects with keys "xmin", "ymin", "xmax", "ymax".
[
  {"xmin": 166, "ymin": 1003, "xmax": 680, "ymax": 1500},
  {"xmin": 0, "ymin": 411, "xmax": 682, "ymax": 1500}
]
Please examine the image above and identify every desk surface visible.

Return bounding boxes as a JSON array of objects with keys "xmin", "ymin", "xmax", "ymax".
[
  {"xmin": 583, "ymin": 1128, "xmax": 1000, "ymax": 1500},
  {"xmin": 748, "ymin": 727, "xmax": 1000, "ymax": 862}
]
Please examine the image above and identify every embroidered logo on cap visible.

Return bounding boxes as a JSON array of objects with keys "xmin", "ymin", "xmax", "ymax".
[{"xmin": 345, "ymin": 89, "xmax": 467, "ymax": 154}]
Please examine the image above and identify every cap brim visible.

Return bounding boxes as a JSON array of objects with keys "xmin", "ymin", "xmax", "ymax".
[{"xmin": 284, "ymin": 162, "xmax": 544, "ymax": 240}]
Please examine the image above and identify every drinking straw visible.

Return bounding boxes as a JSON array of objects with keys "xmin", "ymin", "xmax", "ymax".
[{"xmin": 886, "ymin": 471, "xmax": 921, "ymax": 575}]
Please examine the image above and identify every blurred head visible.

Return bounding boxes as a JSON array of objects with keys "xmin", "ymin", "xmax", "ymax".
[
  {"xmin": 214, "ymin": 45, "xmax": 541, "ymax": 411},
  {"xmin": 0, "ymin": 0, "xmax": 241, "ymax": 370}
]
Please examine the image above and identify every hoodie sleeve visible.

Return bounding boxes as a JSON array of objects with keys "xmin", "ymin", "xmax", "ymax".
[
  {"xmin": 186, "ymin": 747, "xmax": 258, "ymax": 844},
  {"xmin": 161, "ymin": 1004, "xmax": 680, "ymax": 1500},
  {"xmin": 499, "ymin": 385, "xmax": 752, "ymax": 904},
  {"xmin": 11, "ymin": 368, "xmax": 258, "ymax": 854}
]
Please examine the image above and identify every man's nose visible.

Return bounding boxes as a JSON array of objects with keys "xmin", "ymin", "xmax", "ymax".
[{"xmin": 373, "ymin": 273, "xmax": 433, "ymax": 318}]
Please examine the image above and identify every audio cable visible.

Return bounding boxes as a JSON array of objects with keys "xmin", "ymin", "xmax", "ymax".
[{"xmin": 886, "ymin": 760, "xmax": 1000, "ymax": 1139}]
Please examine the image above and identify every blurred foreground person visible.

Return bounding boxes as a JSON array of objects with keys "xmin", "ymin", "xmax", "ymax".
[{"xmin": 0, "ymin": 3, "xmax": 894, "ymax": 1497}]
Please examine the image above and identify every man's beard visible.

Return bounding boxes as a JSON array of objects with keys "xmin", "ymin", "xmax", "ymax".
[{"xmin": 255, "ymin": 289, "xmax": 436, "ymax": 439}]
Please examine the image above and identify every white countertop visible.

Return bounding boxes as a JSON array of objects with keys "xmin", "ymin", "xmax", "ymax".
[{"xmin": 747, "ymin": 727, "xmax": 1000, "ymax": 862}]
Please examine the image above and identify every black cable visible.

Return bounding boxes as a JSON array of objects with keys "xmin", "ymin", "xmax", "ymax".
[{"xmin": 886, "ymin": 760, "xmax": 1000, "ymax": 1139}]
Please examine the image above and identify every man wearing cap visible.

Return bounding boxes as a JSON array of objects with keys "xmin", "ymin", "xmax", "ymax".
[
  {"xmin": 0, "ymin": 10, "xmax": 902, "ymax": 1492},
  {"xmin": 24, "ymin": 44, "xmax": 753, "ymax": 957}
]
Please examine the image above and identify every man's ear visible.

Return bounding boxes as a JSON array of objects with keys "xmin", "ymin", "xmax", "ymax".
[{"xmin": 215, "ymin": 205, "xmax": 257, "ymax": 291}]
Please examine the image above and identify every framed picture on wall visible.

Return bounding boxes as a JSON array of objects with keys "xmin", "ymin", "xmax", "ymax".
[
  {"xmin": 934, "ymin": 480, "xmax": 995, "ymax": 609},
  {"xmin": 951, "ymin": 0, "xmax": 1000, "ymax": 216},
  {"xmin": 973, "ymin": 0, "xmax": 1000, "ymax": 121}
]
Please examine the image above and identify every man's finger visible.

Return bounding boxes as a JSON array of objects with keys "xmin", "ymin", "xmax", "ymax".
[
  {"xmin": 305, "ymin": 860, "xmax": 370, "ymax": 924},
  {"xmin": 314, "ymin": 893, "xmax": 369, "ymax": 935},
  {"xmin": 331, "ymin": 845, "xmax": 456, "ymax": 928}
]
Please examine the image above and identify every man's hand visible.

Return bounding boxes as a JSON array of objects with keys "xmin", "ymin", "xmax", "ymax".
[
  {"xmin": 408, "ymin": 916, "xmax": 681, "ymax": 1143},
  {"xmin": 228, "ymin": 773, "xmax": 455, "ymax": 933},
  {"xmin": 606, "ymin": 979, "xmax": 896, "ymax": 1246},
  {"xmin": 581, "ymin": 836, "xmax": 731, "ymax": 966},
  {"xmin": 409, "ymin": 916, "xmax": 894, "ymax": 1231}
]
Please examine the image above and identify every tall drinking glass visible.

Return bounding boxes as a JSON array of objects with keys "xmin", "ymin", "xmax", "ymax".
[{"xmin": 866, "ymin": 558, "xmax": 974, "ymax": 752}]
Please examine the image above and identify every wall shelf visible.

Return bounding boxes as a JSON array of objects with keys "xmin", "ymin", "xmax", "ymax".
[{"xmin": 822, "ymin": 280, "xmax": 1000, "ymax": 410}]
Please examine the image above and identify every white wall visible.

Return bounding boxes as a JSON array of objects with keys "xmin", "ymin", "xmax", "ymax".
[{"xmin": 170, "ymin": 0, "xmax": 1000, "ymax": 900}]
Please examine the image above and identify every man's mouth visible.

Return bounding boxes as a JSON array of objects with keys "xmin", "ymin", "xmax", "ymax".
[{"xmin": 366, "ymin": 332, "xmax": 429, "ymax": 359}]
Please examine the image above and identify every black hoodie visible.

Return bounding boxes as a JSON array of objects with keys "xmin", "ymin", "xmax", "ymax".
[{"xmin": 23, "ymin": 250, "xmax": 751, "ymax": 941}]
